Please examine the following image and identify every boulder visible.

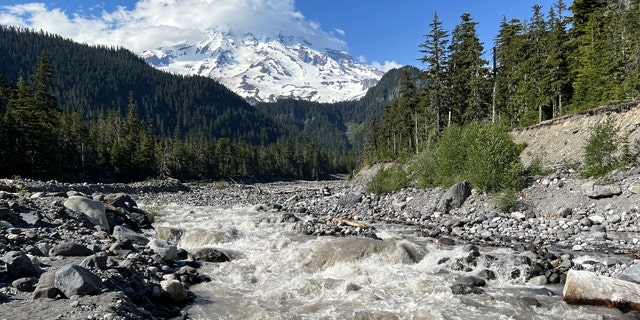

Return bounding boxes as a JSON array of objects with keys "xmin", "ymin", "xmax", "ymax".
[
  {"xmin": 49, "ymin": 242, "xmax": 93, "ymax": 257},
  {"xmin": 581, "ymin": 181, "xmax": 622, "ymax": 199},
  {"xmin": 106, "ymin": 193, "xmax": 138, "ymax": 212},
  {"xmin": 147, "ymin": 239, "xmax": 178, "ymax": 261},
  {"xmin": 53, "ymin": 265, "xmax": 102, "ymax": 298},
  {"xmin": 160, "ymin": 279, "xmax": 187, "ymax": 301},
  {"xmin": 438, "ymin": 180, "xmax": 472, "ymax": 212},
  {"xmin": 80, "ymin": 252, "xmax": 109, "ymax": 270},
  {"xmin": 191, "ymin": 248, "xmax": 230, "ymax": 263},
  {"xmin": 112, "ymin": 225, "xmax": 149, "ymax": 246},
  {"xmin": 32, "ymin": 270, "xmax": 61, "ymax": 299},
  {"xmin": 64, "ymin": 196, "xmax": 109, "ymax": 231},
  {"xmin": 455, "ymin": 276, "xmax": 486, "ymax": 287},
  {"xmin": 563, "ymin": 270, "xmax": 640, "ymax": 310},
  {"xmin": 34, "ymin": 265, "xmax": 103, "ymax": 299},
  {"xmin": 618, "ymin": 264, "xmax": 640, "ymax": 285},
  {"xmin": 155, "ymin": 226, "xmax": 185, "ymax": 242},
  {"xmin": 3, "ymin": 251, "xmax": 40, "ymax": 279},
  {"xmin": 12, "ymin": 277, "xmax": 35, "ymax": 292},
  {"xmin": 450, "ymin": 283, "xmax": 484, "ymax": 295}
]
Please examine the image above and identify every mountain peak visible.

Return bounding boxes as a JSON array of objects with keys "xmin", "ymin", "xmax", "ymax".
[{"xmin": 140, "ymin": 29, "xmax": 383, "ymax": 104}]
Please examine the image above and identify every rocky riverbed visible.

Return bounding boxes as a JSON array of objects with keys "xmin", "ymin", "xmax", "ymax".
[{"xmin": 2, "ymin": 166, "xmax": 640, "ymax": 319}]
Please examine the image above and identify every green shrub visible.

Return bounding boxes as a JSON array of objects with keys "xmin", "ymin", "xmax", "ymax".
[
  {"xmin": 582, "ymin": 118, "xmax": 622, "ymax": 178},
  {"xmin": 366, "ymin": 164, "xmax": 408, "ymax": 194},
  {"xmin": 493, "ymin": 189, "xmax": 519, "ymax": 213},
  {"xmin": 526, "ymin": 152, "xmax": 550, "ymax": 176},
  {"xmin": 416, "ymin": 123, "xmax": 524, "ymax": 193}
]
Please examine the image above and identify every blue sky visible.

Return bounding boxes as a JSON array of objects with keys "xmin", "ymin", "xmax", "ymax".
[{"xmin": 0, "ymin": 0, "xmax": 569, "ymax": 70}]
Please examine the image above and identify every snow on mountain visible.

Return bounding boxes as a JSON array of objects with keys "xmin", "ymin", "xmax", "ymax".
[{"xmin": 140, "ymin": 27, "xmax": 384, "ymax": 104}]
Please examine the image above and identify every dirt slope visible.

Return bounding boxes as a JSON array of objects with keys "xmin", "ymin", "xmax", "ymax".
[{"xmin": 512, "ymin": 102, "xmax": 640, "ymax": 168}]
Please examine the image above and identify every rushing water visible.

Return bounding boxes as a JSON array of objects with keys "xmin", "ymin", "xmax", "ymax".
[{"xmin": 148, "ymin": 203, "xmax": 629, "ymax": 320}]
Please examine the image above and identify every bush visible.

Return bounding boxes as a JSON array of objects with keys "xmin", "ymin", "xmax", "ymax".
[
  {"xmin": 366, "ymin": 164, "xmax": 408, "ymax": 194},
  {"xmin": 493, "ymin": 189, "xmax": 520, "ymax": 213},
  {"xmin": 416, "ymin": 123, "xmax": 524, "ymax": 193},
  {"xmin": 582, "ymin": 118, "xmax": 622, "ymax": 178}
]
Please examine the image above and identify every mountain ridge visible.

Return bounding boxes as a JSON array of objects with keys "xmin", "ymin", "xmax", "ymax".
[{"xmin": 140, "ymin": 27, "xmax": 384, "ymax": 104}]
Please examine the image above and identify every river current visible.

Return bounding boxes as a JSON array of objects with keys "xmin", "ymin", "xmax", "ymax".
[{"xmin": 148, "ymin": 203, "xmax": 628, "ymax": 320}]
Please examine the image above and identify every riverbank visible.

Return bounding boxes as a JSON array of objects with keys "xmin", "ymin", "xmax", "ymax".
[{"xmin": 1, "ymin": 167, "xmax": 640, "ymax": 318}]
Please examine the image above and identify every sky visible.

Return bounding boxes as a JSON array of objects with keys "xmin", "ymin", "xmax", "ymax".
[{"xmin": 0, "ymin": 0, "xmax": 570, "ymax": 71}]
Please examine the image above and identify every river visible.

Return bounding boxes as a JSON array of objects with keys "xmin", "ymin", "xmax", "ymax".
[{"xmin": 148, "ymin": 202, "xmax": 628, "ymax": 320}]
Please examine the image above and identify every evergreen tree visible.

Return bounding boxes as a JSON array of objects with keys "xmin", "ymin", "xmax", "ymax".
[
  {"xmin": 494, "ymin": 18, "xmax": 526, "ymax": 125},
  {"xmin": 419, "ymin": 12, "xmax": 449, "ymax": 132},
  {"xmin": 363, "ymin": 111, "xmax": 379, "ymax": 164},
  {"xmin": 447, "ymin": 13, "xmax": 490, "ymax": 124},
  {"xmin": 546, "ymin": 0, "xmax": 571, "ymax": 117},
  {"xmin": 518, "ymin": 5, "xmax": 551, "ymax": 125}
]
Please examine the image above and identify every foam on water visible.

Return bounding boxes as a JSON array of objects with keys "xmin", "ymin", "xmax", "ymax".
[{"xmin": 146, "ymin": 203, "xmax": 628, "ymax": 320}]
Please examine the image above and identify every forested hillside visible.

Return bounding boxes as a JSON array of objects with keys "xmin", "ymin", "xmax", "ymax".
[
  {"xmin": 0, "ymin": 26, "xmax": 287, "ymax": 144},
  {"xmin": 366, "ymin": 0, "xmax": 640, "ymax": 162},
  {"xmin": 0, "ymin": 28, "xmax": 356, "ymax": 182}
]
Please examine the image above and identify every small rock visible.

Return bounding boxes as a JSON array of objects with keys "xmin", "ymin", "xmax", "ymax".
[
  {"xmin": 450, "ymin": 283, "xmax": 484, "ymax": 295},
  {"xmin": 12, "ymin": 277, "xmax": 35, "ymax": 292},
  {"xmin": 191, "ymin": 248, "xmax": 230, "ymax": 263},
  {"xmin": 49, "ymin": 242, "xmax": 94, "ymax": 257},
  {"xmin": 520, "ymin": 297, "xmax": 541, "ymax": 307},
  {"xmin": 528, "ymin": 275, "xmax": 548, "ymax": 286}
]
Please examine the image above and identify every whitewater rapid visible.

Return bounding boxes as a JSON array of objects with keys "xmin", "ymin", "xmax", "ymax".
[{"xmin": 149, "ymin": 203, "xmax": 627, "ymax": 320}]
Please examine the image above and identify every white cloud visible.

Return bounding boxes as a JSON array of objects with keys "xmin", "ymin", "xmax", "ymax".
[
  {"xmin": 0, "ymin": 0, "xmax": 347, "ymax": 52},
  {"xmin": 371, "ymin": 60, "xmax": 403, "ymax": 72},
  {"xmin": 334, "ymin": 28, "xmax": 345, "ymax": 36}
]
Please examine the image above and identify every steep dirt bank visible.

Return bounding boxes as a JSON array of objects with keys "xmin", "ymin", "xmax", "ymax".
[{"xmin": 512, "ymin": 102, "xmax": 640, "ymax": 168}]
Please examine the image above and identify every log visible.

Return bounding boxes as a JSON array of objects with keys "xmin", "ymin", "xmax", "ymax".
[
  {"xmin": 563, "ymin": 270, "xmax": 640, "ymax": 311},
  {"xmin": 331, "ymin": 218, "xmax": 368, "ymax": 229}
]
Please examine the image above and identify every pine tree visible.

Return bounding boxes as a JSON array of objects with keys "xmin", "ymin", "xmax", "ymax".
[
  {"xmin": 419, "ymin": 12, "xmax": 449, "ymax": 132},
  {"xmin": 494, "ymin": 18, "xmax": 526, "ymax": 125},
  {"xmin": 546, "ymin": 0, "xmax": 570, "ymax": 117},
  {"xmin": 447, "ymin": 13, "xmax": 490, "ymax": 124}
]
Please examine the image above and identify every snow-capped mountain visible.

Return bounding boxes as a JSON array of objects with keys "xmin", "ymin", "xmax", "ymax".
[{"xmin": 140, "ymin": 27, "xmax": 384, "ymax": 104}]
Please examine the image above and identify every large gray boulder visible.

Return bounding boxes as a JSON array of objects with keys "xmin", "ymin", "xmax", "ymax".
[
  {"xmin": 581, "ymin": 181, "xmax": 622, "ymax": 199},
  {"xmin": 64, "ymin": 196, "xmax": 109, "ymax": 231},
  {"xmin": 438, "ymin": 180, "xmax": 472, "ymax": 212},
  {"xmin": 147, "ymin": 239, "xmax": 178, "ymax": 261},
  {"xmin": 112, "ymin": 225, "xmax": 149, "ymax": 246},
  {"xmin": 33, "ymin": 265, "xmax": 102, "ymax": 299},
  {"xmin": 55, "ymin": 265, "xmax": 102, "ymax": 298},
  {"xmin": 3, "ymin": 251, "xmax": 40, "ymax": 279},
  {"xmin": 618, "ymin": 264, "xmax": 640, "ymax": 285}
]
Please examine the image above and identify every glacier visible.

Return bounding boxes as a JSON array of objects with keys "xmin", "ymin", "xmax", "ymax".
[{"xmin": 140, "ymin": 27, "xmax": 384, "ymax": 104}]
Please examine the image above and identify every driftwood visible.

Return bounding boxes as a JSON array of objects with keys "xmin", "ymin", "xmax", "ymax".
[
  {"xmin": 331, "ymin": 218, "xmax": 368, "ymax": 229},
  {"xmin": 563, "ymin": 270, "xmax": 640, "ymax": 311}
]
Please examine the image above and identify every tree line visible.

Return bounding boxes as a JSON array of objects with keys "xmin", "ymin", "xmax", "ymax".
[
  {"xmin": 0, "ymin": 53, "xmax": 351, "ymax": 182},
  {"xmin": 365, "ymin": 0, "xmax": 640, "ymax": 162}
]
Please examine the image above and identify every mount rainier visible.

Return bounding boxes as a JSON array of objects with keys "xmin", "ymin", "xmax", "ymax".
[{"xmin": 141, "ymin": 28, "xmax": 384, "ymax": 104}]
